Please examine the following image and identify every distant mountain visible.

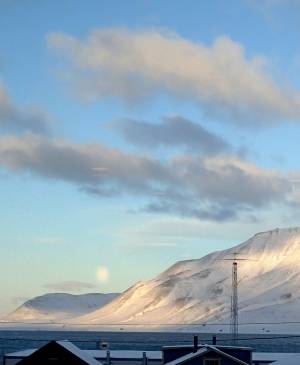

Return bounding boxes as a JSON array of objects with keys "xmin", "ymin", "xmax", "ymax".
[
  {"xmin": 4, "ymin": 292, "xmax": 119, "ymax": 323},
  {"xmin": 71, "ymin": 228, "xmax": 300, "ymax": 333}
]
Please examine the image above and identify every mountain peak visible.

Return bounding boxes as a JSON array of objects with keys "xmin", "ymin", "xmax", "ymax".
[
  {"xmin": 236, "ymin": 226, "xmax": 300, "ymax": 260},
  {"xmin": 70, "ymin": 227, "xmax": 300, "ymax": 333},
  {"xmin": 6, "ymin": 227, "xmax": 300, "ymax": 333},
  {"xmin": 4, "ymin": 292, "xmax": 119, "ymax": 323}
]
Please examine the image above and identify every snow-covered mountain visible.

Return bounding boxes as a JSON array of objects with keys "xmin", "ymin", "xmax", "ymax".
[
  {"xmin": 71, "ymin": 228, "xmax": 300, "ymax": 333},
  {"xmin": 4, "ymin": 293, "xmax": 119, "ymax": 323}
]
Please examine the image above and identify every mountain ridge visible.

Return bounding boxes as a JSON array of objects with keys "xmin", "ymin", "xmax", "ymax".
[
  {"xmin": 70, "ymin": 227, "xmax": 300, "ymax": 333},
  {"xmin": 3, "ymin": 292, "xmax": 119, "ymax": 323},
  {"xmin": 4, "ymin": 227, "xmax": 300, "ymax": 333}
]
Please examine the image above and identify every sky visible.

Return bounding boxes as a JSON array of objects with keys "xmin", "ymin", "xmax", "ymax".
[{"xmin": 1, "ymin": 0, "xmax": 300, "ymax": 316}]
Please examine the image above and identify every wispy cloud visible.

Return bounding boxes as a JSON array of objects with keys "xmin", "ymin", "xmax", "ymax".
[
  {"xmin": 0, "ymin": 133, "xmax": 292, "ymax": 221},
  {"xmin": 117, "ymin": 217, "xmax": 264, "ymax": 251},
  {"xmin": 120, "ymin": 234, "xmax": 179, "ymax": 251},
  {"xmin": 0, "ymin": 82, "xmax": 51, "ymax": 135},
  {"xmin": 44, "ymin": 280, "xmax": 97, "ymax": 292},
  {"xmin": 0, "ymin": 133, "xmax": 171, "ymax": 195},
  {"xmin": 48, "ymin": 28, "xmax": 300, "ymax": 125},
  {"xmin": 110, "ymin": 116, "xmax": 230, "ymax": 154}
]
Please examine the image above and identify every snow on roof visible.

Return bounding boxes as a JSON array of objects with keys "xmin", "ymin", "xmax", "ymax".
[
  {"xmin": 253, "ymin": 352, "xmax": 300, "ymax": 365},
  {"xmin": 163, "ymin": 345, "xmax": 252, "ymax": 350},
  {"xmin": 4, "ymin": 349, "xmax": 36, "ymax": 358},
  {"xmin": 208, "ymin": 346, "xmax": 249, "ymax": 365},
  {"xmin": 4, "ymin": 348, "xmax": 162, "ymax": 361},
  {"xmin": 163, "ymin": 345, "xmax": 249, "ymax": 365},
  {"xmin": 4, "ymin": 341, "xmax": 101, "ymax": 365},
  {"xmin": 163, "ymin": 347, "xmax": 208, "ymax": 365},
  {"xmin": 57, "ymin": 340, "xmax": 101, "ymax": 365},
  {"xmin": 86, "ymin": 350, "xmax": 162, "ymax": 360}
]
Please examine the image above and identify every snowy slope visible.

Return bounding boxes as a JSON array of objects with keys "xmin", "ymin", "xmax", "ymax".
[
  {"xmin": 4, "ymin": 293, "xmax": 119, "ymax": 322},
  {"xmin": 72, "ymin": 228, "xmax": 300, "ymax": 333}
]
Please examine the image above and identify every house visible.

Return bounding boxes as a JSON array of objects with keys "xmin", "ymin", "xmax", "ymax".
[
  {"xmin": 3, "ymin": 346, "xmax": 162, "ymax": 365},
  {"xmin": 163, "ymin": 344, "xmax": 253, "ymax": 365},
  {"xmin": 13, "ymin": 340, "xmax": 101, "ymax": 365},
  {"xmin": 162, "ymin": 337, "xmax": 275, "ymax": 365}
]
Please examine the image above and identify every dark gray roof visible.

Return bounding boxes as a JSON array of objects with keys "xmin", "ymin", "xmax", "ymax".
[
  {"xmin": 164, "ymin": 345, "xmax": 249, "ymax": 365},
  {"xmin": 56, "ymin": 341, "xmax": 101, "ymax": 365}
]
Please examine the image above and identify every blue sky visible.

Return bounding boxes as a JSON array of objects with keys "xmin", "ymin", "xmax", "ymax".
[{"xmin": 1, "ymin": 0, "xmax": 300, "ymax": 316}]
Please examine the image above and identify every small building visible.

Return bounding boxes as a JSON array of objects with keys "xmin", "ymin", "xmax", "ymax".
[
  {"xmin": 163, "ymin": 345, "xmax": 252, "ymax": 365},
  {"xmin": 162, "ymin": 337, "xmax": 275, "ymax": 365},
  {"xmin": 12, "ymin": 340, "xmax": 101, "ymax": 365}
]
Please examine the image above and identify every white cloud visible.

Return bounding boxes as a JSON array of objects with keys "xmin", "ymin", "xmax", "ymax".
[
  {"xmin": 96, "ymin": 266, "xmax": 109, "ymax": 283},
  {"xmin": 44, "ymin": 280, "xmax": 97, "ymax": 292},
  {"xmin": 48, "ymin": 28, "xmax": 300, "ymax": 125}
]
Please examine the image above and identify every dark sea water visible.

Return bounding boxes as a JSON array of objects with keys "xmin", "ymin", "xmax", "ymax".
[{"xmin": 1, "ymin": 330, "xmax": 300, "ymax": 364}]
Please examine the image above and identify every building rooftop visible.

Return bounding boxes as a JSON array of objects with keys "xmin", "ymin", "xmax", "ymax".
[
  {"xmin": 253, "ymin": 352, "xmax": 300, "ymax": 365},
  {"xmin": 163, "ymin": 345, "xmax": 249, "ymax": 365},
  {"xmin": 6, "ymin": 346, "xmax": 300, "ymax": 364}
]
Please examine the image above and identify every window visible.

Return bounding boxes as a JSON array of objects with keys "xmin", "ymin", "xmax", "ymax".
[{"xmin": 203, "ymin": 359, "xmax": 220, "ymax": 365}]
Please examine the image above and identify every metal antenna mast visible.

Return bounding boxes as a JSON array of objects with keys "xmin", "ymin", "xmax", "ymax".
[
  {"xmin": 221, "ymin": 253, "xmax": 255, "ymax": 345},
  {"xmin": 231, "ymin": 254, "xmax": 238, "ymax": 343}
]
